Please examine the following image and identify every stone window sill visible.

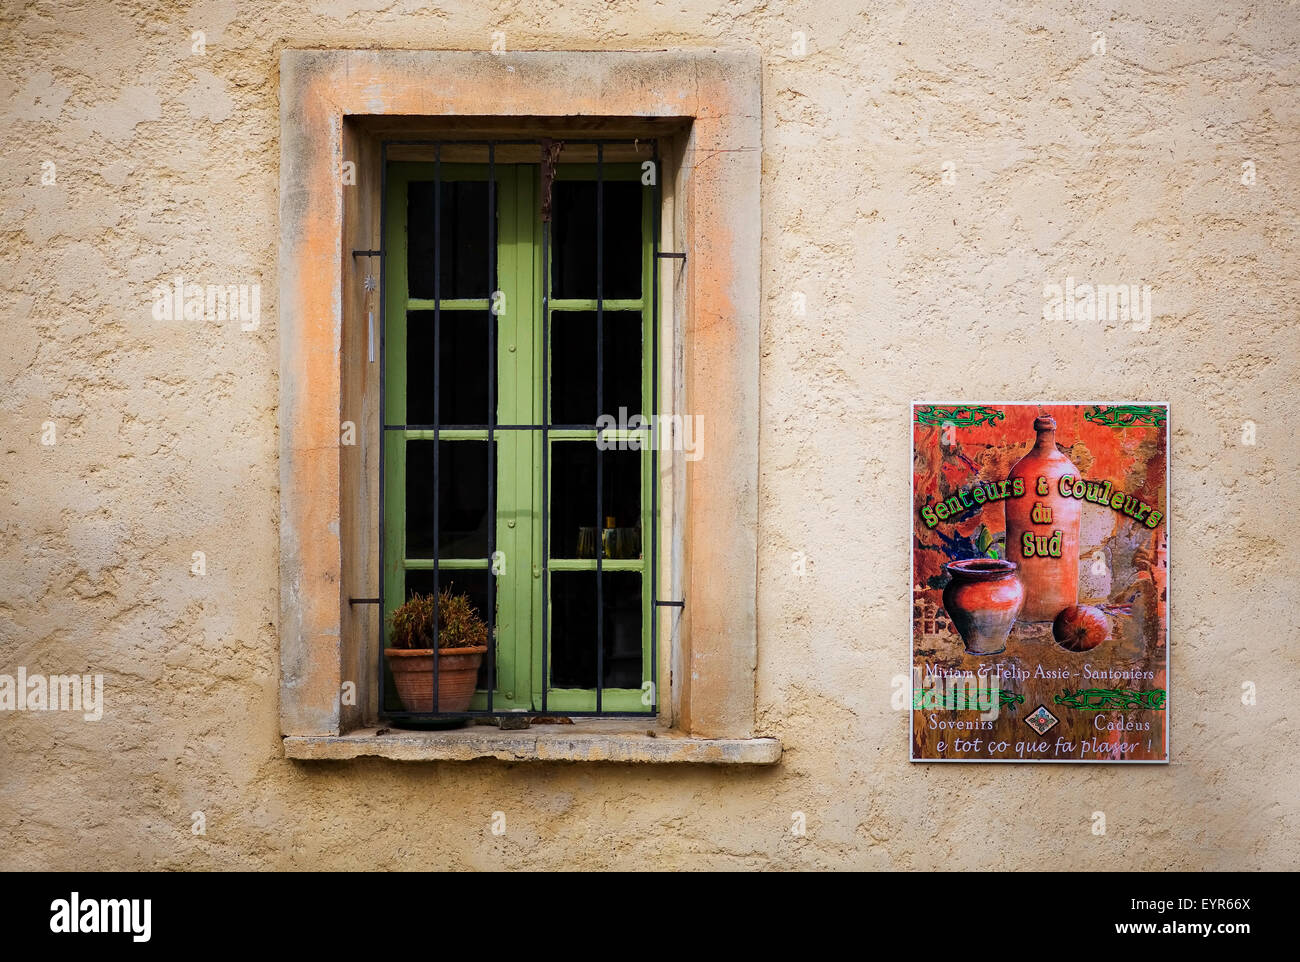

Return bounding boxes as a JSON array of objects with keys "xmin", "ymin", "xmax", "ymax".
[{"xmin": 283, "ymin": 720, "xmax": 781, "ymax": 765}]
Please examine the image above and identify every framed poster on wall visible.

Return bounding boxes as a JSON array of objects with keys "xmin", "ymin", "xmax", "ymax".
[{"xmin": 910, "ymin": 403, "xmax": 1169, "ymax": 763}]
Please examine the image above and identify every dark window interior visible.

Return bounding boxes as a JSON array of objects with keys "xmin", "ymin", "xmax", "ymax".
[
  {"xmin": 550, "ymin": 310, "xmax": 641, "ymax": 425},
  {"xmin": 550, "ymin": 571, "xmax": 642, "ymax": 689},
  {"xmin": 549, "ymin": 444, "xmax": 641, "ymax": 559},
  {"xmin": 408, "ymin": 180, "xmax": 492, "ymax": 300},
  {"xmin": 406, "ymin": 440, "xmax": 492, "ymax": 559},
  {"xmin": 406, "ymin": 310, "xmax": 492, "ymax": 425},
  {"xmin": 552, "ymin": 180, "xmax": 642, "ymax": 300}
]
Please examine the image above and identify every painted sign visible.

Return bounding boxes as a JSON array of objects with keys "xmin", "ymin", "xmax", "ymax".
[{"xmin": 911, "ymin": 403, "xmax": 1169, "ymax": 763}]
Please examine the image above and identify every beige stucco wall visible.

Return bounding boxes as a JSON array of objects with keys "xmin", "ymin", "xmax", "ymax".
[{"xmin": 3, "ymin": 0, "xmax": 1297, "ymax": 870}]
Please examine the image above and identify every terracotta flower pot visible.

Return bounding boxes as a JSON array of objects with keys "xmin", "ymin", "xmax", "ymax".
[
  {"xmin": 942, "ymin": 558, "xmax": 1025, "ymax": 655},
  {"xmin": 1005, "ymin": 415, "xmax": 1081, "ymax": 621},
  {"xmin": 385, "ymin": 646, "xmax": 487, "ymax": 713}
]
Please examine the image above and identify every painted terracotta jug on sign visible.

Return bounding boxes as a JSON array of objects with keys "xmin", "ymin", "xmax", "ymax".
[{"xmin": 1005, "ymin": 415, "xmax": 1081, "ymax": 622}]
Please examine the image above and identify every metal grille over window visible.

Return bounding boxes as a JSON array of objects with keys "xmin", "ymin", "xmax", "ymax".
[{"xmin": 378, "ymin": 139, "xmax": 662, "ymax": 719}]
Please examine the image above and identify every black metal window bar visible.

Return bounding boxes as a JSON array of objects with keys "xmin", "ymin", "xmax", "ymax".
[{"xmin": 374, "ymin": 138, "xmax": 674, "ymax": 720}]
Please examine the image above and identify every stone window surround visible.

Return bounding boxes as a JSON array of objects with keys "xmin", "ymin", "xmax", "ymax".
[{"xmin": 277, "ymin": 49, "xmax": 777, "ymax": 763}]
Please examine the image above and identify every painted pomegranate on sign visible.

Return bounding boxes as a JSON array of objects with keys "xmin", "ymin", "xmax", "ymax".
[{"xmin": 1052, "ymin": 604, "xmax": 1111, "ymax": 652}]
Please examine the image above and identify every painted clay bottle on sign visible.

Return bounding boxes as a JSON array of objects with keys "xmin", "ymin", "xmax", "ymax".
[{"xmin": 1005, "ymin": 416, "xmax": 1081, "ymax": 622}]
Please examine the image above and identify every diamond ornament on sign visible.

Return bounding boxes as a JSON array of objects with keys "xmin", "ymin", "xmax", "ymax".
[{"xmin": 1024, "ymin": 705, "xmax": 1059, "ymax": 735}]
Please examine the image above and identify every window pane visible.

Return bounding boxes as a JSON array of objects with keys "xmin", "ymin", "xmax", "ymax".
[
  {"xmin": 405, "ymin": 568, "xmax": 491, "ymax": 621},
  {"xmin": 407, "ymin": 310, "xmax": 492, "ymax": 425},
  {"xmin": 551, "ymin": 180, "xmax": 642, "ymax": 300},
  {"xmin": 550, "ymin": 310, "xmax": 641, "ymax": 425},
  {"xmin": 549, "ymin": 443, "xmax": 641, "ymax": 560},
  {"xmin": 551, "ymin": 571, "xmax": 642, "ymax": 690},
  {"xmin": 408, "ymin": 180, "xmax": 492, "ymax": 300},
  {"xmin": 405, "ymin": 440, "xmax": 492, "ymax": 558}
]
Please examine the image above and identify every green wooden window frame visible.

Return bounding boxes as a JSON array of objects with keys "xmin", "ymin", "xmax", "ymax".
[{"xmin": 382, "ymin": 159, "xmax": 655, "ymax": 714}]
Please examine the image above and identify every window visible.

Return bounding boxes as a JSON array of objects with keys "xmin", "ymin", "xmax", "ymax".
[
  {"xmin": 381, "ymin": 146, "xmax": 658, "ymax": 716},
  {"xmin": 279, "ymin": 50, "xmax": 767, "ymax": 755}
]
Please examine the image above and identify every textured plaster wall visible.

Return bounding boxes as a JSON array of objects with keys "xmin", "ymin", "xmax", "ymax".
[{"xmin": 2, "ymin": 0, "xmax": 1297, "ymax": 870}]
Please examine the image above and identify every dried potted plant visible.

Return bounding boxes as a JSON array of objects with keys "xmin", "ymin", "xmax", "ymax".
[{"xmin": 385, "ymin": 590, "xmax": 489, "ymax": 713}]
